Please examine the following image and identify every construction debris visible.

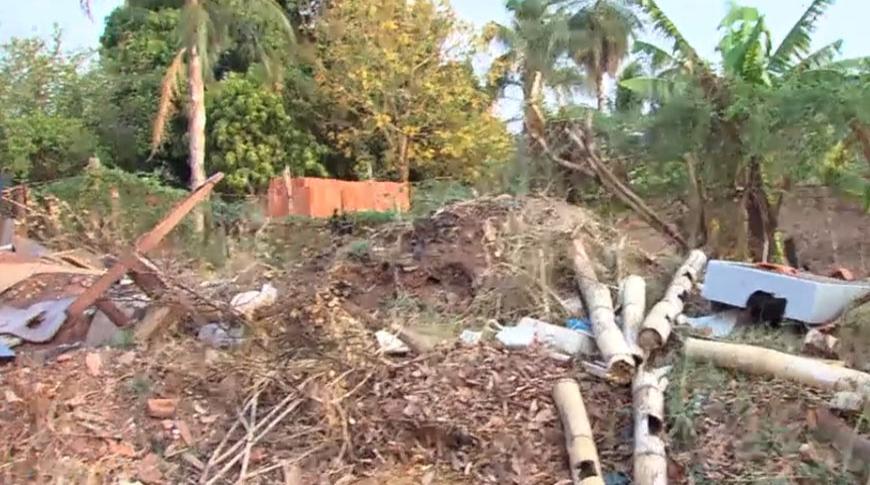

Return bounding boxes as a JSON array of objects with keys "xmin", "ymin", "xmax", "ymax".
[
  {"xmin": 198, "ymin": 323, "xmax": 245, "ymax": 349},
  {"xmin": 829, "ymin": 390, "xmax": 865, "ymax": 412},
  {"xmin": 639, "ymin": 250, "xmax": 707, "ymax": 351},
  {"xmin": 230, "ymin": 283, "xmax": 278, "ymax": 320},
  {"xmin": 374, "ymin": 329, "xmax": 410, "ymax": 355},
  {"xmin": 803, "ymin": 328, "xmax": 840, "ymax": 358},
  {"xmin": 702, "ymin": 260, "xmax": 870, "ymax": 324}
]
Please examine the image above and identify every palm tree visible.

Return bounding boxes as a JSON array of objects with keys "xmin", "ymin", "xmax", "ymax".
[
  {"xmin": 567, "ymin": 0, "xmax": 640, "ymax": 111},
  {"xmin": 483, "ymin": 0, "xmax": 577, "ymax": 133},
  {"xmin": 80, "ymin": 0, "xmax": 295, "ymax": 195}
]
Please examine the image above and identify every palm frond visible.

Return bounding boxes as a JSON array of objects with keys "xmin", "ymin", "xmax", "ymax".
[
  {"xmin": 638, "ymin": 0, "xmax": 701, "ymax": 65},
  {"xmin": 769, "ymin": 0, "xmax": 835, "ymax": 74},
  {"xmin": 632, "ymin": 40, "xmax": 676, "ymax": 70},
  {"xmin": 826, "ymin": 56, "xmax": 870, "ymax": 72},
  {"xmin": 150, "ymin": 48, "xmax": 186, "ymax": 159},
  {"xmin": 791, "ymin": 39, "xmax": 842, "ymax": 73},
  {"xmin": 619, "ymin": 76, "xmax": 682, "ymax": 102}
]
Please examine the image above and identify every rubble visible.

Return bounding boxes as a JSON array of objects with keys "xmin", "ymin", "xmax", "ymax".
[{"xmin": 147, "ymin": 398, "xmax": 178, "ymax": 419}]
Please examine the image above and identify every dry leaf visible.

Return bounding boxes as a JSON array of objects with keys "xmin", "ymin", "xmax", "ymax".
[
  {"xmin": 85, "ymin": 353, "xmax": 102, "ymax": 376},
  {"xmin": 109, "ymin": 440, "xmax": 137, "ymax": 458},
  {"xmin": 176, "ymin": 420, "xmax": 194, "ymax": 446},
  {"xmin": 5, "ymin": 390, "xmax": 23, "ymax": 403}
]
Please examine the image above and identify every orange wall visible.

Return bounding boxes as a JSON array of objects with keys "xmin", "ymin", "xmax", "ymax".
[{"xmin": 266, "ymin": 177, "xmax": 409, "ymax": 218}]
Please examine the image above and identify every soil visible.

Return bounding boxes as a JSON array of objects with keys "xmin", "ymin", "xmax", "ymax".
[{"xmin": 1, "ymin": 192, "xmax": 868, "ymax": 484}]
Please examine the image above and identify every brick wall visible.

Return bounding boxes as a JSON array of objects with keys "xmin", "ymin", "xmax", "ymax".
[{"xmin": 266, "ymin": 177, "xmax": 410, "ymax": 218}]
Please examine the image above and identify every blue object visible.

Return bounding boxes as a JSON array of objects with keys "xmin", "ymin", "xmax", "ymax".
[
  {"xmin": 0, "ymin": 342, "xmax": 14, "ymax": 361},
  {"xmin": 566, "ymin": 317, "xmax": 592, "ymax": 333}
]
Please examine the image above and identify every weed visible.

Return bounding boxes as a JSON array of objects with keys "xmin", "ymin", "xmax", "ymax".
[
  {"xmin": 109, "ymin": 329, "xmax": 135, "ymax": 349},
  {"xmin": 349, "ymin": 210, "xmax": 399, "ymax": 225},
  {"xmin": 347, "ymin": 240, "xmax": 372, "ymax": 261},
  {"xmin": 128, "ymin": 374, "xmax": 152, "ymax": 398}
]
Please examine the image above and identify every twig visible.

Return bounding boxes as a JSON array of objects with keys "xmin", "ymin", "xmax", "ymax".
[
  {"xmin": 237, "ymin": 392, "xmax": 259, "ymax": 484},
  {"xmin": 200, "ymin": 390, "xmax": 260, "ymax": 482}
]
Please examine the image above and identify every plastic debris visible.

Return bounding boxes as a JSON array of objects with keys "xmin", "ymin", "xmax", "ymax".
[
  {"xmin": 0, "ymin": 297, "xmax": 76, "ymax": 343},
  {"xmin": 829, "ymin": 391, "xmax": 864, "ymax": 412},
  {"xmin": 231, "ymin": 283, "xmax": 278, "ymax": 319},
  {"xmin": 0, "ymin": 341, "xmax": 14, "ymax": 360},
  {"xmin": 375, "ymin": 330, "xmax": 411, "ymax": 355},
  {"xmin": 197, "ymin": 323, "xmax": 244, "ymax": 349},
  {"xmin": 685, "ymin": 310, "xmax": 741, "ymax": 338},
  {"xmin": 495, "ymin": 317, "xmax": 597, "ymax": 357},
  {"xmin": 702, "ymin": 260, "xmax": 870, "ymax": 324},
  {"xmin": 566, "ymin": 317, "xmax": 592, "ymax": 333},
  {"xmin": 459, "ymin": 329, "xmax": 483, "ymax": 346}
]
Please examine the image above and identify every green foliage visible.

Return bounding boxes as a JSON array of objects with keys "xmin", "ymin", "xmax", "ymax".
[
  {"xmin": 208, "ymin": 73, "xmax": 326, "ymax": 193},
  {"xmin": 411, "ymin": 180, "xmax": 475, "ymax": 217},
  {"xmin": 0, "ymin": 33, "xmax": 103, "ymax": 181},
  {"xmin": 314, "ymin": 0, "xmax": 512, "ymax": 182}
]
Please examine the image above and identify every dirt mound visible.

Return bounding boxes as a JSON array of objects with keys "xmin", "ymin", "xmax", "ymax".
[{"xmin": 330, "ymin": 195, "xmax": 658, "ymax": 330}]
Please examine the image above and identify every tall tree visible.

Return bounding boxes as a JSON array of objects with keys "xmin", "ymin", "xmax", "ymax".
[
  {"xmin": 483, "ymin": 0, "xmax": 578, "ymax": 133},
  {"xmin": 567, "ymin": 0, "xmax": 641, "ymax": 111}
]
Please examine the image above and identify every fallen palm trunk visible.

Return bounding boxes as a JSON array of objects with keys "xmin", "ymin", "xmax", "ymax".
[
  {"xmin": 553, "ymin": 378, "xmax": 605, "ymax": 485},
  {"xmin": 685, "ymin": 338, "xmax": 870, "ymax": 392},
  {"xmin": 639, "ymin": 250, "xmax": 707, "ymax": 351},
  {"xmin": 620, "ymin": 275, "xmax": 646, "ymax": 364},
  {"xmin": 633, "ymin": 366, "xmax": 670, "ymax": 485},
  {"xmin": 572, "ymin": 238, "xmax": 635, "ymax": 383}
]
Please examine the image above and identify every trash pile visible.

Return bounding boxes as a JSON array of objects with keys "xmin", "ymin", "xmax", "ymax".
[{"xmin": 2, "ymin": 188, "xmax": 870, "ymax": 484}]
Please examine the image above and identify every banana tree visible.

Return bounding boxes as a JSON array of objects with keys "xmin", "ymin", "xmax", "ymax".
[{"xmin": 617, "ymin": 0, "xmax": 868, "ymax": 260}]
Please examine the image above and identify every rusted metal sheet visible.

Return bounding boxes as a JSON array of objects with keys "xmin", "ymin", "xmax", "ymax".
[{"xmin": 62, "ymin": 173, "xmax": 224, "ymax": 339}]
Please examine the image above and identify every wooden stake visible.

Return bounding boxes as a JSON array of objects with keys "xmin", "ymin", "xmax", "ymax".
[
  {"xmin": 553, "ymin": 378, "xmax": 605, "ymax": 485},
  {"xmin": 572, "ymin": 238, "xmax": 635, "ymax": 383},
  {"xmin": 633, "ymin": 366, "xmax": 670, "ymax": 485},
  {"xmin": 685, "ymin": 338, "xmax": 870, "ymax": 392},
  {"xmin": 620, "ymin": 275, "xmax": 646, "ymax": 364},
  {"xmin": 639, "ymin": 250, "xmax": 707, "ymax": 351}
]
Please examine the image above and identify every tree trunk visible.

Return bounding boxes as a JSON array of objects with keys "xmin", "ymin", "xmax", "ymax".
[
  {"xmin": 639, "ymin": 250, "xmax": 707, "ymax": 352},
  {"xmin": 850, "ymin": 119, "xmax": 870, "ymax": 168},
  {"xmin": 633, "ymin": 366, "xmax": 669, "ymax": 485},
  {"xmin": 619, "ymin": 275, "xmax": 646, "ymax": 364},
  {"xmin": 685, "ymin": 338, "xmax": 870, "ymax": 393},
  {"xmin": 187, "ymin": 0, "xmax": 207, "ymax": 233},
  {"xmin": 595, "ymin": 71, "xmax": 606, "ymax": 112},
  {"xmin": 683, "ymin": 153, "xmax": 707, "ymax": 248},
  {"xmin": 398, "ymin": 133, "xmax": 410, "ymax": 184},
  {"xmin": 553, "ymin": 378, "xmax": 606, "ymax": 485},
  {"xmin": 572, "ymin": 238, "xmax": 636, "ymax": 383}
]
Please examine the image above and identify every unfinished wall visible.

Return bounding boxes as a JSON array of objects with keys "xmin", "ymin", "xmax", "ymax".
[{"xmin": 266, "ymin": 177, "xmax": 410, "ymax": 218}]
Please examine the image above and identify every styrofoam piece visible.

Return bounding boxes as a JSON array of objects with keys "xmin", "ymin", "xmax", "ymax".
[
  {"xmin": 459, "ymin": 330, "xmax": 483, "ymax": 346},
  {"xmin": 701, "ymin": 260, "xmax": 870, "ymax": 324},
  {"xmin": 231, "ymin": 283, "xmax": 278, "ymax": 319},
  {"xmin": 375, "ymin": 330, "xmax": 410, "ymax": 355},
  {"xmin": 685, "ymin": 310, "xmax": 740, "ymax": 338}
]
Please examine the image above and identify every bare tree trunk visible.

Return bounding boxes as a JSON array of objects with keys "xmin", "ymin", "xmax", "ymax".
[
  {"xmin": 187, "ymin": 0, "xmax": 207, "ymax": 233},
  {"xmin": 398, "ymin": 133, "xmax": 410, "ymax": 184},
  {"xmin": 595, "ymin": 71, "xmax": 606, "ymax": 112},
  {"xmin": 683, "ymin": 153, "xmax": 707, "ymax": 248}
]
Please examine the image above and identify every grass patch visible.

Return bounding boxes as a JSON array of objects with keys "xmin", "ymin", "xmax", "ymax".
[{"xmin": 411, "ymin": 180, "xmax": 475, "ymax": 217}]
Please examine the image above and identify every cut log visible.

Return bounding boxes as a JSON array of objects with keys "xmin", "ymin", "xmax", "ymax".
[
  {"xmin": 572, "ymin": 238, "xmax": 635, "ymax": 383},
  {"xmin": 553, "ymin": 378, "xmax": 605, "ymax": 485},
  {"xmin": 619, "ymin": 275, "xmax": 646, "ymax": 364},
  {"xmin": 639, "ymin": 250, "xmax": 707, "ymax": 351},
  {"xmin": 685, "ymin": 338, "xmax": 870, "ymax": 392},
  {"xmin": 633, "ymin": 366, "xmax": 670, "ymax": 485}
]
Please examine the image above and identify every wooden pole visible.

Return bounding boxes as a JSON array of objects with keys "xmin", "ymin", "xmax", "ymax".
[
  {"xmin": 632, "ymin": 366, "xmax": 670, "ymax": 485},
  {"xmin": 685, "ymin": 338, "xmax": 870, "ymax": 392},
  {"xmin": 620, "ymin": 275, "xmax": 646, "ymax": 364},
  {"xmin": 553, "ymin": 378, "xmax": 605, "ymax": 485},
  {"xmin": 639, "ymin": 250, "xmax": 707, "ymax": 351},
  {"xmin": 572, "ymin": 238, "xmax": 636, "ymax": 383}
]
